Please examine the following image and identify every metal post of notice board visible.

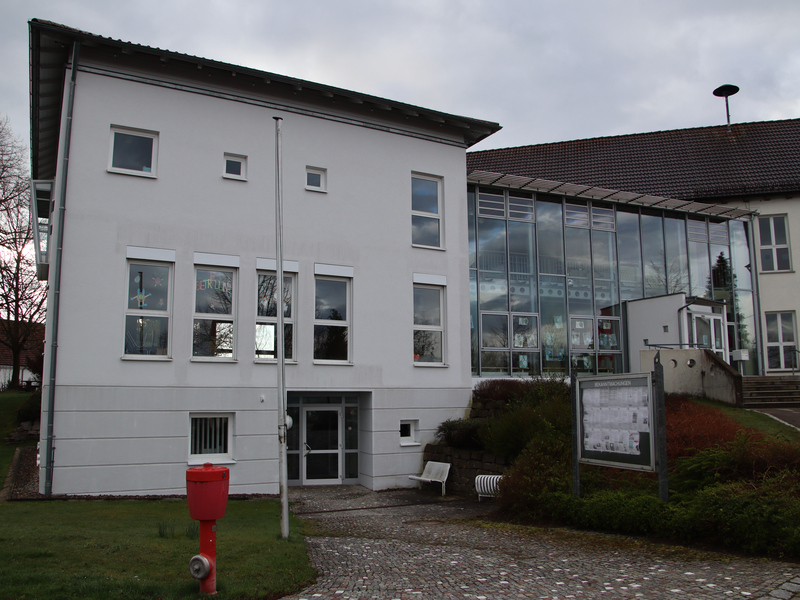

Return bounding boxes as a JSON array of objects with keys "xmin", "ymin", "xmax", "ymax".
[
  {"xmin": 653, "ymin": 351, "xmax": 669, "ymax": 502},
  {"xmin": 571, "ymin": 369, "xmax": 580, "ymax": 498}
]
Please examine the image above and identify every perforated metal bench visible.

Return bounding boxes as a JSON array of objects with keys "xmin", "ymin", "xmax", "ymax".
[
  {"xmin": 409, "ymin": 461, "xmax": 451, "ymax": 496},
  {"xmin": 475, "ymin": 474, "xmax": 502, "ymax": 501}
]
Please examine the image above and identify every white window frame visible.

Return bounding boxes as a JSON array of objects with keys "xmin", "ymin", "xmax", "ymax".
[
  {"xmin": 223, "ymin": 153, "xmax": 247, "ymax": 181},
  {"xmin": 313, "ymin": 266, "xmax": 352, "ymax": 364},
  {"xmin": 107, "ymin": 125, "xmax": 158, "ymax": 178},
  {"xmin": 400, "ymin": 419, "xmax": 419, "ymax": 447},
  {"xmin": 192, "ymin": 260, "xmax": 238, "ymax": 361},
  {"xmin": 255, "ymin": 270, "xmax": 296, "ymax": 362},
  {"xmin": 306, "ymin": 166, "xmax": 327, "ymax": 192},
  {"xmin": 413, "ymin": 284, "xmax": 446, "ymax": 366},
  {"xmin": 189, "ymin": 413, "xmax": 234, "ymax": 465},
  {"xmin": 758, "ymin": 215, "xmax": 792, "ymax": 273},
  {"xmin": 411, "ymin": 173, "xmax": 443, "ymax": 249},
  {"xmin": 123, "ymin": 247, "xmax": 175, "ymax": 360},
  {"xmin": 765, "ymin": 311, "xmax": 797, "ymax": 371}
]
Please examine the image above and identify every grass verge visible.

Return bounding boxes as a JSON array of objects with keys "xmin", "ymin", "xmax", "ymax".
[
  {"xmin": 694, "ymin": 397, "xmax": 800, "ymax": 441},
  {"xmin": 0, "ymin": 498, "xmax": 315, "ymax": 599}
]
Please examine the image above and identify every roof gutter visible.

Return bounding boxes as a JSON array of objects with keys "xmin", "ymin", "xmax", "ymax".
[{"xmin": 43, "ymin": 39, "xmax": 79, "ymax": 496}]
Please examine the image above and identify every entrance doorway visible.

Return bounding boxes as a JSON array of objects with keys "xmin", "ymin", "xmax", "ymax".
[
  {"xmin": 302, "ymin": 407, "xmax": 342, "ymax": 485},
  {"xmin": 690, "ymin": 312, "xmax": 728, "ymax": 361}
]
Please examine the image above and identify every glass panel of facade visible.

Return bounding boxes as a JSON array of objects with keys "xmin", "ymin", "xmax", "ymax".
[
  {"xmin": 597, "ymin": 353, "xmax": 623, "ymax": 373},
  {"xmin": 710, "ymin": 244, "xmax": 733, "ymax": 319},
  {"xmin": 571, "ymin": 353, "xmax": 595, "ymax": 374},
  {"xmin": 688, "ymin": 240, "xmax": 711, "ymax": 298},
  {"xmin": 617, "ymin": 209, "xmax": 643, "ymax": 300},
  {"xmin": 565, "ymin": 227, "xmax": 593, "ymax": 315},
  {"xmin": 508, "ymin": 221, "xmax": 537, "ymax": 313},
  {"xmin": 512, "ymin": 352, "xmax": 541, "ymax": 375},
  {"xmin": 481, "ymin": 350, "xmax": 509, "ymax": 374},
  {"xmin": 598, "ymin": 319, "xmax": 620, "ymax": 351},
  {"xmin": 537, "ymin": 198, "xmax": 565, "ymax": 275},
  {"xmin": 481, "ymin": 313, "xmax": 508, "ymax": 348},
  {"xmin": 540, "ymin": 274, "xmax": 567, "ymax": 373},
  {"xmin": 592, "ymin": 230, "xmax": 619, "ymax": 316},
  {"xmin": 641, "ymin": 212, "xmax": 667, "ymax": 297},
  {"xmin": 469, "ymin": 271, "xmax": 479, "ymax": 375},
  {"xmin": 664, "ymin": 216, "xmax": 689, "ymax": 294},
  {"xmin": 570, "ymin": 318, "xmax": 594, "ymax": 350},
  {"xmin": 468, "ymin": 188, "xmax": 476, "ymax": 269},
  {"xmin": 478, "ymin": 218, "xmax": 508, "ymax": 311},
  {"xmin": 512, "ymin": 315, "xmax": 538, "ymax": 350}
]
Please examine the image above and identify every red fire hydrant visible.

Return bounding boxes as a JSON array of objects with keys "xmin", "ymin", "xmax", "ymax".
[{"xmin": 186, "ymin": 463, "xmax": 230, "ymax": 595}]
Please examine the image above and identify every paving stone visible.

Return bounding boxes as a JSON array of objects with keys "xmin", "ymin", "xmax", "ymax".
[{"xmin": 283, "ymin": 486, "xmax": 800, "ymax": 600}]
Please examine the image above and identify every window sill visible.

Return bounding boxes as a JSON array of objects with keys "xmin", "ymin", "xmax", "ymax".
[
  {"xmin": 107, "ymin": 168, "xmax": 157, "ymax": 179},
  {"xmin": 412, "ymin": 244, "xmax": 446, "ymax": 252},
  {"xmin": 255, "ymin": 359, "xmax": 298, "ymax": 364},
  {"xmin": 121, "ymin": 355, "xmax": 172, "ymax": 361},
  {"xmin": 312, "ymin": 360, "xmax": 353, "ymax": 366},
  {"xmin": 414, "ymin": 362, "xmax": 448, "ymax": 368},
  {"xmin": 400, "ymin": 441, "xmax": 421, "ymax": 447},
  {"xmin": 305, "ymin": 186, "xmax": 327, "ymax": 193},
  {"xmin": 223, "ymin": 174, "xmax": 247, "ymax": 182},
  {"xmin": 761, "ymin": 269, "xmax": 795, "ymax": 274},
  {"xmin": 188, "ymin": 457, "xmax": 236, "ymax": 466},
  {"xmin": 190, "ymin": 357, "xmax": 238, "ymax": 363}
]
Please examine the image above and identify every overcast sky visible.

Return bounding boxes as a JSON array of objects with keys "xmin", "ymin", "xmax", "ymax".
[{"xmin": 2, "ymin": 0, "xmax": 799, "ymax": 154}]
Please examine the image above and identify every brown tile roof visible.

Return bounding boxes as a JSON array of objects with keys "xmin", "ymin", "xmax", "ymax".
[{"xmin": 467, "ymin": 119, "xmax": 800, "ymax": 202}]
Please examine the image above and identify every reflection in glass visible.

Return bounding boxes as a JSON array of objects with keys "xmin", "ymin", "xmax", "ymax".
[
  {"xmin": 710, "ymin": 245, "xmax": 733, "ymax": 319},
  {"xmin": 479, "ymin": 273, "xmax": 508, "ymax": 312},
  {"xmin": 414, "ymin": 330, "xmax": 443, "ymax": 362},
  {"xmin": 193, "ymin": 319, "xmax": 233, "ymax": 357},
  {"xmin": 592, "ymin": 230, "xmax": 619, "ymax": 316},
  {"xmin": 470, "ymin": 271, "xmax": 479, "ymax": 375},
  {"xmin": 412, "ymin": 214, "xmax": 440, "ymax": 247},
  {"xmin": 571, "ymin": 353, "xmax": 595, "ymax": 374},
  {"xmin": 570, "ymin": 318, "xmax": 594, "ymax": 349},
  {"xmin": 509, "ymin": 221, "xmax": 537, "ymax": 312},
  {"xmin": 468, "ymin": 188, "xmax": 477, "ymax": 269},
  {"xmin": 255, "ymin": 323, "xmax": 293, "ymax": 359},
  {"xmin": 481, "ymin": 313, "xmax": 508, "ymax": 348},
  {"xmin": 641, "ymin": 213, "xmax": 666, "ymax": 297},
  {"xmin": 512, "ymin": 315, "xmax": 538, "ymax": 349},
  {"xmin": 512, "ymin": 352, "xmax": 540, "ymax": 375},
  {"xmin": 481, "ymin": 351, "xmax": 509, "ymax": 374},
  {"xmin": 729, "ymin": 220, "xmax": 753, "ymax": 290},
  {"xmin": 664, "ymin": 216, "xmax": 689, "ymax": 294},
  {"xmin": 537, "ymin": 197, "xmax": 565, "ymax": 274},
  {"xmin": 125, "ymin": 316, "xmax": 168, "ymax": 355},
  {"xmin": 688, "ymin": 241, "xmax": 711, "ymax": 298},
  {"xmin": 617, "ymin": 209, "xmax": 643, "ymax": 300},
  {"xmin": 315, "ymin": 279, "xmax": 347, "ymax": 320},
  {"xmin": 540, "ymin": 274, "xmax": 567, "ymax": 374},
  {"xmin": 314, "ymin": 325, "xmax": 348, "ymax": 360},
  {"xmin": 565, "ymin": 227, "xmax": 593, "ymax": 314},
  {"xmin": 257, "ymin": 274, "xmax": 291, "ymax": 317},
  {"xmin": 597, "ymin": 319, "xmax": 621, "ymax": 351},
  {"xmin": 112, "ymin": 132, "xmax": 153, "ymax": 172},
  {"xmin": 412, "ymin": 177, "xmax": 438, "ymax": 213},
  {"xmin": 414, "ymin": 288, "xmax": 441, "ymax": 325}
]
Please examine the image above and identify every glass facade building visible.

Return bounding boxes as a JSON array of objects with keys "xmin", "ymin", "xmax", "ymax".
[{"xmin": 468, "ymin": 186, "xmax": 758, "ymax": 377}]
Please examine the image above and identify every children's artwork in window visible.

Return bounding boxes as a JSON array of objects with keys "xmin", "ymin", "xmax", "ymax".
[
  {"xmin": 519, "ymin": 354, "xmax": 529, "ymax": 369},
  {"xmin": 196, "ymin": 269, "xmax": 233, "ymax": 314},
  {"xmin": 128, "ymin": 264, "xmax": 169, "ymax": 311},
  {"xmin": 583, "ymin": 332, "xmax": 593, "ymax": 346}
]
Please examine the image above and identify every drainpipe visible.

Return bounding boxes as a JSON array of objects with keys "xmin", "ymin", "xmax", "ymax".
[{"xmin": 43, "ymin": 40, "xmax": 80, "ymax": 495}]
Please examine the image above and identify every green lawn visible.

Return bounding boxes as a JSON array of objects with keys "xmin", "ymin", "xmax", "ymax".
[
  {"xmin": 693, "ymin": 397, "xmax": 800, "ymax": 441},
  {"xmin": 0, "ymin": 499, "xmax": 315, "ymax": 599}
]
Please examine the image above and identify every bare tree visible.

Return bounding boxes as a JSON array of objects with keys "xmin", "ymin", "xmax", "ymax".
[{"xmin": 0, "ymin": 116, "xmax": 47, "ymax": 388}]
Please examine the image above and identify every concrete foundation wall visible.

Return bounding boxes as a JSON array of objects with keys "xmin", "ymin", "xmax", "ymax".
[{"xmin": 640, "ymin": 349, "xmax": 742, "ymax": 406}]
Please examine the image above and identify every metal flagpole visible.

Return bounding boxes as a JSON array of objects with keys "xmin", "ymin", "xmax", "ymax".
[{"xmin": 274, "ymin": 116, "xmax": 289, "ymax": 538}]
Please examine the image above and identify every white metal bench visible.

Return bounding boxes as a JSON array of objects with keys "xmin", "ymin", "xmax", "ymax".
[
  {"xmin": 409, "ymin": 461, "xmax": 451, "ymax": 496},
  {"xmin": 475, "ymin": 474, "xmax": 502, "ymax": 501}
]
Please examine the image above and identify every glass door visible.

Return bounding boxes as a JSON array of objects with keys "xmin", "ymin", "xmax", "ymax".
[
  {"xmin": 691, "ymin": 314, "xmax": 728, "ymax": 361},
  {"xmin": 303, "ymin": 408, "xmax": 341, "ymax": 485}
]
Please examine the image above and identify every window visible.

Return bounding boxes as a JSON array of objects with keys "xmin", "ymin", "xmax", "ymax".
[
  {"xmin": 766, "ymin": 312, "xmax": 797, "ymax": 370},
  {"xmin": 411, "ymin": 175, "xmax": 441, "ymax": 247},
  {"xmin": 193, "ymin": 267, "xmax": 236, "ymax": 358},
  {"xmin": 759, "ymin": 216, "xmax": 791, "ymax": 272},
  {"xmin": 108, "ymin": 126, "xmax": 158, "ymax": 177},
  {"xmin": 400, "ymin": 420, "xmax": 419, "ymax": 446},
  {"xmin": 190, "ymin": 414, "xmax": 233, "ymax": 463},
  {"xmin": 413, "ymin": 285, "xmax": 444, "ymax": 363},
  {"xmin": 223, "ymin": 153, "xmax": 247, "ymax": 180},
  {"xmin": 255, "ymin": 272, "xmax": 294, "ymax": 360},
  {"xmin": 124, "ymin": 261, "xmax": 171, "ymax": 357},
  {"xmin": 314, "ymin": 276, "xmax": 350, "ymax": 361},
  {"xmin": 306, "ymin": 166, "xmax": 327, "ymax": 192}
]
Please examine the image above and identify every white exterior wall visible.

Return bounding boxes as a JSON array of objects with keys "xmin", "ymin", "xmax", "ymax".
[{"xmin": 41, "ymin": 63, "xmax": 474, "ymax": 495}]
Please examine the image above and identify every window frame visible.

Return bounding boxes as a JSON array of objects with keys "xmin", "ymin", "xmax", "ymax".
[
  {"xmin": 192, "ymin": 264, "xmax": 238, "ymax": 361},
  {"xmin": 758, "ymin": 215, "xmax": 792, "ymax": 273},
  {"xmin": 255, "ymin": 270, "xmax": 296, "ymax": 362},
  {"xmin": 123, "ymin": 253, "xmax": 174, "ymax": 360},
  {"xmin": 413, "ymin": 284, "xmax": 446, "ymax": 365},
  {"xmin": 107, "ymin": 125, "xmax": 159, "ymax": 178},
  {"xmin": 313, "ymin": 274, "xmax": 351, "ymax": 364},
  {"xmin": 411, "ymin": 173, "xmax": 443, "ymax": 249},
  {"xmin": 305, "ymin": 166, "xmax": 327, "ymax": 192},
  {"xmin": 223, "ymin": 153, "xmax": 248, "ymax": 181},
  {"xmin": 189, "ymin": 413, "xmax": 234, "ymax": 465},
  {"xmin": 399, "ymin": 419, "xmax": 420, "ymax": 446},
  {"xmin": 765, "ymin": 311, "xmax": 797, "ymax": 371}
]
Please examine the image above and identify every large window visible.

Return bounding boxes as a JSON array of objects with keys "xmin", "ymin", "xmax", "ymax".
[
  {"xmin": 108, "ymin": 126, "xmax": 158, "ymax": 177},
  {"xmin": 413, "ymin": 285, "xmax": 444, "ymax": 363},
  {"xmin": 411, "ymin": 175, "xmax": 441, "ymax": 247},
  {"xmin": 314, "ymin": 277, "xmax": 350, "ymax": 361},
  {"xmin": 766, "ymin": 312, "xmax": 797, "ymax": 371},
  {"xmin": 193, "ymin": 267, "xmax": 236, "ymax": 358},
  {"xmin": 256, "ymin": 273, "xmax": 294, "ymax": 360},
  {"xmin": 125, "ymin": 261, "xmax": 171, "ymax": 356},
  {"xmin": 190, "ymin": 414, "xmax": 232, "ymax": 463},
  {"xmin": 759, "ymin": 216, "xmax": 791, "ymax": 272}
]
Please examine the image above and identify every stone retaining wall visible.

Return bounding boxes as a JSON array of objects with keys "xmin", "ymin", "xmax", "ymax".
[{"xmin": 422, "ymin": 443, "xmax": 507, "ymax": 497}]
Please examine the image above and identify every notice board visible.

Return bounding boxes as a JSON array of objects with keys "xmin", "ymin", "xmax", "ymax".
[{"xmin": 576, "ymin": 373, "xmax": 655, "ymax": 471}]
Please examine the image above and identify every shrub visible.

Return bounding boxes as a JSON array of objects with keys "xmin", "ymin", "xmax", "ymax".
[
  {"xmin": 435, "ymin": 418, "xmax": 484, "ymax": 450},
  {"xmin": 17, "ymin": 390, "xmax": 42, "ymax": 424}
]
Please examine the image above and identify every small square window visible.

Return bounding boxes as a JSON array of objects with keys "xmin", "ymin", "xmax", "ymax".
[
  {"xmin": 108, "ymin": 126, "xmax": 158, "ymax": 177},
  {"xmin": 190, "ymin": 414, "xmax": 233, "ymax": 463},
  {"xmin": 306, "ymin": 167, "xmax": 327, "ymax": 192},
  {"xmin": 223, "ymin": 154, "xmax": 247, "ymax": 180},
  {"xmin": 400, "ymin": 420, "xmax": 419, "ymax": 446}
]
